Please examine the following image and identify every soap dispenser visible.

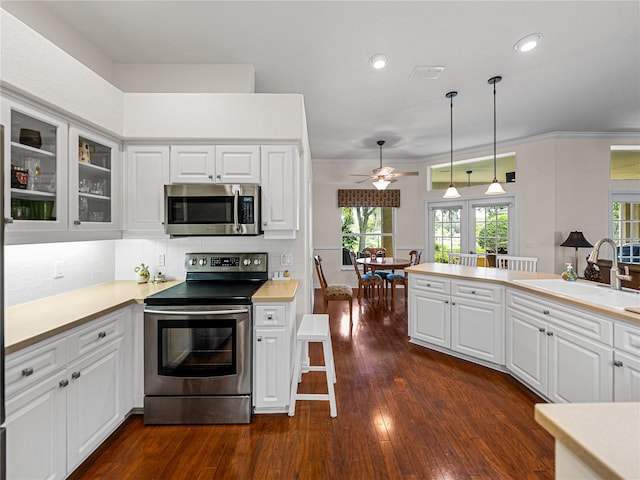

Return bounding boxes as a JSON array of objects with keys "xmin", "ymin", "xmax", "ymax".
[{"xmin": 561, "ymin": 263, "xmax": 577, "ymax": 282}]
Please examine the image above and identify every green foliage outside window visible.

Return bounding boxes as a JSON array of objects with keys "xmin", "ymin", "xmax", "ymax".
[{"xmin": 341, "ymin": 207, "xmax": 394, "ymax": 265}]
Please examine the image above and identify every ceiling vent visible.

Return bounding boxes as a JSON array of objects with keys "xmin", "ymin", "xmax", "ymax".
[{"xmin": 409, "ymin": 66, "xmax": 445, "ymax": 80}]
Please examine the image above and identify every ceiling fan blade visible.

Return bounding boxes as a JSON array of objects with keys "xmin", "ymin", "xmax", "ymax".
[
  {"xmin": 349, "ymin": 173, "xmax": 375, "ymax": 177},
  {"xmin": 388, "ymin": 171, "xmax": 419, "ymax": 177},
  {"xmin": 356, "ymin": 177, "xmax": 373, "ymax": 183}
]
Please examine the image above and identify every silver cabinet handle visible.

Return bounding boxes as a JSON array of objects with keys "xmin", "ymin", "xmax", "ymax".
[
  {"xmin": 98, "ymin": 331, "xmax": 107, "ymax": 339},
  {"xmin": 542, "ymin": 309, "xmax": 550, "ymax": 315},
  {"xmin": 444, "ymin": 300, "xmax": 449, "ymax": 304},
  {"xmin": 613, "ymin": 360, "xmax": 624, "ymax": 367},
  {"xmin": 471, "ymin": 290, "xmax": 476, "ymax": 294},
  {"xmin": 267, "ymin": 314, "xmax": 273, "ymax": 320},
  {"xmin": 22, "ymin": 367, "xmax": 34, "ymax": 377},
  {"xmin": 451, "ymin": 302, "xmax": 456, "ymax": 306},
  {"xmin": 547, "ymin": 331, "xmax": 554, "ymax": 336},
  {"xmin": 426, "ymin": 283, "xmax": 431, "ymax": 287},
  {"xmin": 216, "ymin": 174, "xmax": 221, "ymax": 179},
  {"xmin": 59, "ymin": 379, "xmax": 69, "ymax": 388},
  {"xmin": 208, "ymin": 174, "xmax": 214, "ymax": 179},
  {"xmin": 74, "ymin": 220, "xmax": 81, "ymax": 225},
  {"xmin": 538, "ymin": 327, "xmax": 546, "ymax": 333},
  {"xmin": 257, "ymin": 336, "xmax": 262, "ymax": 342},
  {"xmin": 72, "ymin": 371, "xmax": 81, "ymax": 380}
]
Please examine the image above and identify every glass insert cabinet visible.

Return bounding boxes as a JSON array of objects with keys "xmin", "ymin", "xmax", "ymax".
[
  {"xmin": 2, "ymin": 94, "xmax": 121, "ymax": 235},
  {"xmin": 69, "ymin": 126, "xmax": 120, "ymax": 230}
]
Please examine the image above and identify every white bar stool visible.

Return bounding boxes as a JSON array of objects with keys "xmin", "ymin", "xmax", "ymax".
[{"xmin": 288, "ymin": 314, "xmax": 337, "ymax": 418}]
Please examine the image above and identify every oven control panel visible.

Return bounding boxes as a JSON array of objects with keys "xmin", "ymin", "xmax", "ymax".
[{"xmin": 185, "ymin": 252, "xmax": 268, "ymax": 273}]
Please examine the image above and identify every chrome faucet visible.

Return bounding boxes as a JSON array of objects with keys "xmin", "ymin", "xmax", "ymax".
[{"xmin": 587, "ymin": 238, "xmax": 632, "ymax": 290}]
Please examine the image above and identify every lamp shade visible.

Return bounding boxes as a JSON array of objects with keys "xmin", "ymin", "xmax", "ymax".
[{"xmin": 560, "ymin": 231, "xmax": 593, "ymax": 248}]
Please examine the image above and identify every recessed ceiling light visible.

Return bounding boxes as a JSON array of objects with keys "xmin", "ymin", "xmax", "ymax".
[
  {"xmin": 369, "ymin": 53, "xmax": 389, "ymax": 70},
  {"xmin": 514, "ymin": 33, "xmax": 542, "ymax": 53}
]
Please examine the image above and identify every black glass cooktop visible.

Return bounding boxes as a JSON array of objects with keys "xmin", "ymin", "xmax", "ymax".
[{"xmin": 144, "ymin": 280, "xmax": 266, "ymax": 306}]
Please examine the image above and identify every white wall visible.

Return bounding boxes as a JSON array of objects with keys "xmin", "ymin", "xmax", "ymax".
[{"xmin": 312, "ymin": 134, "xmax": 640, "ymax": 286}]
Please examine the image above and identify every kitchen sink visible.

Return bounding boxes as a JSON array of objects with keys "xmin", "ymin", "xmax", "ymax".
[{"xmin": 513, "ymin": 278, "xmax": 640, "ymax": 310}]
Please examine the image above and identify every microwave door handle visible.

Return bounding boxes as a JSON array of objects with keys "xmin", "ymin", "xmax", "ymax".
[
  {"xmin": 144, "ymin": 309, "xmax": 250, "ymax": 315},
  {"xmin": 234, "ymin": 190, "xmax": 240, "ymax": 233}
]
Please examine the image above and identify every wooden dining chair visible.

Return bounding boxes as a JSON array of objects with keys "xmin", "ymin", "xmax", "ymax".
[
  {"xmin": 387, "ymin": 250, "xmax": 422, "ymax": 302},
  {"xmin": 349, "ymin": 251, "xmax": 383, "ymax": 302},
  {"xmin": 314, "ymin": 255, "xmax": 353, "ymax": 321},
  {"xmin": 448, "ymin": 252, "xmax": 479, "ymax": 267}
]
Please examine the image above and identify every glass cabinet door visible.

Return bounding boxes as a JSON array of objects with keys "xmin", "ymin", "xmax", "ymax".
[
  {"xmin": 69, "ymin": 126, "xmax": 121, "ymax": 230},
  {"xmin": 2, "ymin": 96, "xmax": 69, "ymax": 232}
]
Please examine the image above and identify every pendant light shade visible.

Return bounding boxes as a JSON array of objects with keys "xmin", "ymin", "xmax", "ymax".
[
  {"xmin": 443, "ymin": 91, "xmax": 461, "ymax": 199},
  {"xmin": 485, "ymin": 76, "xmax": 506, "ymax": 196}
]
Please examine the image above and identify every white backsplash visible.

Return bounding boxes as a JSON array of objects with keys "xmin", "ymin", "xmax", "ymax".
[
  {"xmin": 5, "ymin": 237, "xmax": 299, "ymax": 307},
  {"xmin": 4, "ymin": 240, "xmax": 116, "ymax": 307},
  {"xmin": 115, "ymin": 237, "xmax": 299, "ymax": 282}
]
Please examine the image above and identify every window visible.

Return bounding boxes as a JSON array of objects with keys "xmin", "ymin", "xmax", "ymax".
[
  {"xmin": 341, "ymin": 207, "xmax": 394, "ymax": 266},
  {"xmin": 610, "ymin": 192, "xmax": 640, "ymax": 264},
  {"xmin": 428, "ymin": 197, "xmax": 515, "ymax": 263},
  {"xmin": 610, "ymin": 146, "xmax": 640, "ymax": 180},
  {"xmin": 429, "ymin": 153, "xmax": 516, "ymax": 191}
]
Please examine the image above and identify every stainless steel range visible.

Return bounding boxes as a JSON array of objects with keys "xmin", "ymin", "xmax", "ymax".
[{"xmin": 143, "ymin": 252, "xmax": 268, "ymax": 424}]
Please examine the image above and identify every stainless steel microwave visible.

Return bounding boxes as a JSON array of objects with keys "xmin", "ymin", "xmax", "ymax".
[{"xmin": 164, "ymin": 184, "xmax": 261, "ymax": 236}]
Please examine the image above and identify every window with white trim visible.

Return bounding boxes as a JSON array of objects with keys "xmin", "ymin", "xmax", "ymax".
[
  {"xmin": 341, "ymin": 207, "xmax": 394, "ymax": 266},
  {"xmin": 428, "ymin": 197, "xmax": 516, "ymax": 263},
  {"xmin": 610, "ymin": 192, "xmax": 640, "ymax": 264}
]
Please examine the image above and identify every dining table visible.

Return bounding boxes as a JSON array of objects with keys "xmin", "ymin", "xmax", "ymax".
[{"xmin": 356, "ymin": 257, "xmax": 412, "ymax": 274}]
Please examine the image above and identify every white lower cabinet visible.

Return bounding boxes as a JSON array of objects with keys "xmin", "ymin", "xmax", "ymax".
[
  {"xmin": 253, "ymin": 302, "xmax": 296, "ymax": 413},
  {"xmin": 613, "ymin": 321, "xmax": 640, "ymax": 401},
  {"xmin": 5, "ymin": 370, "xmax": 67, "ymax": 480},
  {"xmin": 506, "ymin": 289, "xmax": 614, "ymax": 403},
  {"xmin": 408, "ymin": 275, "xmax": 504, "ymax": 366},
  {"xmin": 4, "ymin": 308, "xmax": 131, "ymax": 479}
]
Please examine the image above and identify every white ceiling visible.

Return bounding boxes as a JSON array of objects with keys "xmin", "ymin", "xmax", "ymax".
[{"xmin": 3, "ymin": 1, "xmax": 640, "ymax": 162}]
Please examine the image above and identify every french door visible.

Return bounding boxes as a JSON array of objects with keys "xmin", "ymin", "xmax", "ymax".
[{"xmin": 427, "ymin": 196, "xmax": 516, "ymax": 263}]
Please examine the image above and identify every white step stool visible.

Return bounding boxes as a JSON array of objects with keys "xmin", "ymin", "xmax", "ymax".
[{"xmin": 288, "ymin": 314, "xmax": 337, "ymax": 418}]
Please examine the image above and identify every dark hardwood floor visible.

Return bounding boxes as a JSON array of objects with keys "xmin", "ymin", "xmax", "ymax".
[{"xmin": 71, "ymin": 289, "xmax": 554, "ymax": 480}]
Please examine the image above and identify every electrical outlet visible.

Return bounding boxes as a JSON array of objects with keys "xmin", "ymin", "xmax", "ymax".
[
  {"xmin": 280, "ymin": 254, "xmax": 292, "ymax": 266},
  {"xmin": 157, "ymin": 253, "xmax": 166, "ymax": 266},
  {"xmin": 54, "ymin": 260, "xmax": 64, "ymax": 279}
]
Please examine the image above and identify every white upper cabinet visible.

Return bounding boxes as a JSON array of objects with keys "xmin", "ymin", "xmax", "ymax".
[
  {"xmin": 260, "ymin": 145, "xmax": 299, "ymax": 238},
  {"xmin": 69, "ymin": 125, "xmax": 121, "ymax": 231},
  {"xmin": 124, "ymin": 145, "xmax": 170, "ymax": 235},
  {"xmin": 170, "ymin": 145, "xmax": 260, "ymax": 184},
  {"xmin": 2, "ymin": 95, "xmax": 69, "ymax": 234}
]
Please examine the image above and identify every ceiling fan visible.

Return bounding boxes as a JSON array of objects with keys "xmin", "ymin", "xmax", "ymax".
[{"xmin": 350, "ymin": 140, "xmax": 419, "ymax": 189}]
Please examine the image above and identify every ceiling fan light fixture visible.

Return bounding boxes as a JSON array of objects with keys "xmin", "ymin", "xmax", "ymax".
[
  {"xmin": 373, "ymin": 178, "xmax": 390, "ymax": 190},
  {"xmin": 514, "ymin": 33, "xmax": 542, "ymax": 53},
  {"xmin": 369, "ymin": 53, "xmax": 389, "ymax": 70}
]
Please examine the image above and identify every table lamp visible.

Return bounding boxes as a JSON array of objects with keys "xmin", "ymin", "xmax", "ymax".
[{"xmin": 560, "ymin": 231, "xmax": 593, "ymax": 273}]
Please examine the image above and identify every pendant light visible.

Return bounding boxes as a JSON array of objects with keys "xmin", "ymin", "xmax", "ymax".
[
  {"xmin": 372, "ymin": 140, "xmax": 390, "ymax": 190},
  {"xmin": 443, "ymin": 91, "xmax": 461, "ymax": 199},
  {"xmin": 485, "ymin": 76, "xmax": 506, "ymax": 195}
]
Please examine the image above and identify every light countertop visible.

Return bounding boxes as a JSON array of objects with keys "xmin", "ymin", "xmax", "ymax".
[
  {"xmin": 405, "ymin": 263, "xmax": 640, "ymax": 325},
  {"xmin": 535, "ymin": 402, "xmax": 640, "ymax": 480},
  {"xmin": 5, "ymin": 278, "xmax": 298, "ymax": 355}
]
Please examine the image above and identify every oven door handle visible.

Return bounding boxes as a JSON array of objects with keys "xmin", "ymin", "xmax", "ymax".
[{"xmin": 144, "ymin": 308, "xmax": 249, "ymax": 315}]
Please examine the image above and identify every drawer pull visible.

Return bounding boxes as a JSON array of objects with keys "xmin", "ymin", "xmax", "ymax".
[
  {"xmin": 59, "ymin": 379, "xmax": 69, "ymax": 388},
  {"xmin": 445, "ymin": 300, "xmax": 449, "ymax": 304},
  {"xmin": 538, "ymin": 327, "xmax": 546, "ymax": 333},
  {"xmin": 613, "ymin": 360, "xmax": 624, "ymax": 367},
  {"xmin": 21, "ymin": 367, "xmax": 34, "ymax": 377},
  {"xmin": 451, "ymin": 302, "xmax": 456, "ymax": 306},
  {"xmin": 426, "ymin": 283, "xmax": 431, "ymax": 287},
  {"xmin": 98, "ymin": 331, "xmax": 107, "ymax": 339},
  {"xmin": 257, "ymin": 336, "xmax": 263, "ymax": 342},
  {"xmin": 471, "ymin": 290, "xmax": 476, "ymax": 294},
  {"xmin": 72, "ymin": 371, "xmax": 81, "ymax": 380},
  {"xmin": 547, "ymin": 331, "xmax": 554, "ymax": 336},
  {"xmin": 542, "ymin": 309, "xmax": 550, "ymax": 315},
  {"xmin": 267, "ymin": 314, "xmax": 273, "ymax": 320}
]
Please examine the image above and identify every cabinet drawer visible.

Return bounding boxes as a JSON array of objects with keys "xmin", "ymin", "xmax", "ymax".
[
  {"xmin": 67, "ymin": 311, "xmax": 125, "ymax": 361},
  {"xmin": 452, "ymin": 281, "xmax": 503, "ymax": 303},
  {"xmin": 5, "ymin": 337, "xmax": 67, "ymax": 398},
  {"xmin": 615, "ymin": 321, "xmax": 640, "ymax": 357},
  {"xmin": 409, "ymin": 275, "xmax": 450, "ymax": 294},
  {"xmin": 254, "ymin": 305, "xmax": 286, "ymax": 327},
  {"xmin": 507, "ymin": 290, "xmax": 613, "ymax": 345}
]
